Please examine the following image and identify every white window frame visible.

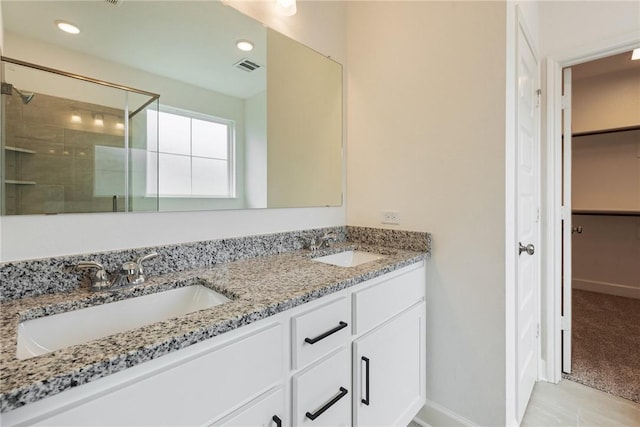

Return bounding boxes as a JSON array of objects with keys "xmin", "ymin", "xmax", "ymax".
[{"xmin": 147, "ymin": 105, "xmax": 236, "ymax": 199}]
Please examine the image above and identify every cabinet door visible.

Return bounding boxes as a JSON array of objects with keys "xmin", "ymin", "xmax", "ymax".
[
  {"xmin": 214, "ymin": 387, "xmax": 285, "ymax": 427},
  {"xmin": 353, "ymin": 302, "xmax": 425, "ymax": 427}
]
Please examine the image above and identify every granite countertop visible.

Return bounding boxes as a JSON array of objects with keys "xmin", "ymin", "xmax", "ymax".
[{"xmin": 0, "ymin": 242, "xmax": 426, "ymax": 413}]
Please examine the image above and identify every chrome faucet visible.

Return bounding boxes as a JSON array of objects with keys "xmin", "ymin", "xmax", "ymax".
[
  {"xmin": 319, "ymin": 232, "xmax": 337, "ymax": 249},
  {"xmin": 75, "ymin": 252, "xmax": 158, "ymax": 292},
  {"xmin": 308, "ymin": 236, "xmax": 320, "ymax": 252},
  {"xmin": 111, "ymin": 252, "xmax": 159, "ymax": 289},
  {"xmin": 305, "ymin": 232, "xmax": 338, "ymax": 252},
  {"xmin": 76, "ymin": 261, "xmax": 111, "ymax": 291}
]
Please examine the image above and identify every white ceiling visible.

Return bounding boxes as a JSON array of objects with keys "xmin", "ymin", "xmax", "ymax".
[{"xmin": 2, "ymin": 0, "xmax": 267, "ymax": 99}]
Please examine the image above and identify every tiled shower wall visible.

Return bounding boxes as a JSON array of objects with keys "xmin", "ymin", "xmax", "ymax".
[{"xmin": 3, "ymin": 91, "xmax": 126, "ymax": 215}]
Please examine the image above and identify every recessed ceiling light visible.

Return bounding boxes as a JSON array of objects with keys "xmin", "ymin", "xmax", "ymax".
[
  {"xmin": 276, "ymin": 0, "xmax": 297, "ymax": 16},
  {"xmin": 55, "ymin": 20, "xmax": 80, "ymax": 35},
  {"xmin": 632, "ymin": 48, "xmax": 640, "ymax": 61},
  {"xmin": 236, "ymin": 40, "xmax": 254, "ymax": 52}
]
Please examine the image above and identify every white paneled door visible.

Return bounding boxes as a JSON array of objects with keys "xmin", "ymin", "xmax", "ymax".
[
  {"xmin": 561, "ymin": 67, "xmax": 573, "ymax": 374},
  {"xmin": 515, "ymin": 19, "xmax": 540, "ymax": 424}
]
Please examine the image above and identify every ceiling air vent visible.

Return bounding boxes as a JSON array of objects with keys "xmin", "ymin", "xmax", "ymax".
[
  {"xmin": 104, "ymin": 0, "xmax": 124, "ymax": 6},
  {"xmin": 234, "ymin": 58, "xmax": 262, "ymax": 73}
]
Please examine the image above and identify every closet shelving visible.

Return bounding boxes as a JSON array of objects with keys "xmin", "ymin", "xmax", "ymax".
[
  {"xmin": 572, "ymin": 124, "xmax": 640, "ymax": 138},
  {"xmin": 572, "ymin": 209, "xmax": 640, "ymax": 217},
  {"xmin": 572, "ymin": 125, "xmax": 640, "ymax": 218}
]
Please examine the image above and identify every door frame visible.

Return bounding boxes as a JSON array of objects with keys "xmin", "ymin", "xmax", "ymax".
[{"xmin": 542, "ymin": 32, "xmax": 640, "ymax": 383}]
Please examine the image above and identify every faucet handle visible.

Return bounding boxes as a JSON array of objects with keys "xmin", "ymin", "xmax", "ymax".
[
  {"xmin": 77, "ymin": 260, "xmax": 105, "ymax": 271},
  {"xmin": 76, "ymin": 261, "xmax": 110, "ymax": 291},
  {"xmin": 320, "ymin": 232, "xmax": 337, "ymax": 248},
  {"xmin": 135, "ymin": 252, "xmax": 158, "ymax": 281},
  {"xmin": 136, "ymin": 252, "xmax": 158, "ymax": 266},
  {"xmin": 321, "ymin": 232, "xmax": 337, "ymax": 241}
]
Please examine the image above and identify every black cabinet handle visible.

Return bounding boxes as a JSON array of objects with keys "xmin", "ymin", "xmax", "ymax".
[
  {"xmin": 305, "ymin": 387, "xmax": 348, "ymax": 421},
  {"xmin": 305, "ymin": 321, "xmax": 348, "ymax": 344},
  {"xmin": 272, "ymin": 415, "xmax": 282, "ymax": 427},
  {"xmin": 361, "ymin": 356, "xmax": 370, "ymax": 405}
]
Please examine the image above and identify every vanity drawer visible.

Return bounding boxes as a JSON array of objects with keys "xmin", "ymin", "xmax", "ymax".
[
  {"xmin": 292, "ymin": 347, "xmax": 350, "ymax": 427},
  {"xmin": 353, "ymin": 265, "xmax": 425, "ymax": 335},
  {"xmin": 23, "ymin": 323, "xmax": 283, "ymax": 426},
  {"xmin": 292, "ymin": 296, "xmax": 350, "ymax": 369}
]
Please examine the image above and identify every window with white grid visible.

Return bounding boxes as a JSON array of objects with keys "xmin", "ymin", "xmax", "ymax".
[{"xmin": 146, "ymin": 106, "xmax": 235, "ymax": 198}]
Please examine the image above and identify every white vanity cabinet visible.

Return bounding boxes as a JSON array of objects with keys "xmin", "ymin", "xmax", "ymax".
[
  {"xmin": 2, "ymin": 261, "xmax": 426, "ymax": 427},
  {"xmin": 2, "ymin": 323, "xmax": 286, "ymax": 427},
  {"xmin": 351, "ymin": 264, "xmax": 427, "ymax": 427},
  {"xmin": 353, "ymin": 303, "xmax": 425, "ymax": 427}
]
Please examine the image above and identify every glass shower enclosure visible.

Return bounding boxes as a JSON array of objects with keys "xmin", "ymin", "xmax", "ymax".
[{"xmin": 0, "ymin": 57, "xmax": 159, "ymax": 215}]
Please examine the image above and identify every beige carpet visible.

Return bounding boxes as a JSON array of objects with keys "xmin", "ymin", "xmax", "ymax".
[{"xmin": 562, "ymin": 289, "xmax": 640, "ymax": 403}]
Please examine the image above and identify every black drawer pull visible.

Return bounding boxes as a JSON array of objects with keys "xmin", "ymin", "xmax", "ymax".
[
  {"xmin": 305, "ymin": 387, "xmax": 348, "ymax": 421},
  {"xmin": 272, "ymin": 415, "xmax": 282, "ymax": 427},
  {"xmin": 361, "ymin": 356, "xmax": 370, "ymax": 405},
  {"xmin": 305, "ymin": 321, "xmax": 348, "ymax": 344}
]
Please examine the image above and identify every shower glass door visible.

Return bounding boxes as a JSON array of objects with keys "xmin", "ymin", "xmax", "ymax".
[
  {"xmin": 128, "ymin": 93, "xmax": 159, "ymax": 212},
  {"xmin": 0, "ymin": 58, "xmax": 159, "ymax": 215}
]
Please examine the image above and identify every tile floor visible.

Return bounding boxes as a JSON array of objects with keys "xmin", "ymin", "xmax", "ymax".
[
  {"xmin": 409, "ymin": 379, "xmax": 640, "ymax": 426},
  {"xmin": 522, "ymin": 380, "xmax": 640, "ymax": 426}
]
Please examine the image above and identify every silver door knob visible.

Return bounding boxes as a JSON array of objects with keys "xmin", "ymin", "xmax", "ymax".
[{"xmin": 519, "ymin": 242, "xmax": 535, "ymax": 256}]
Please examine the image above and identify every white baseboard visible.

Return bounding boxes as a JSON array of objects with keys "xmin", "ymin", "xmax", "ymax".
[
  {"xmin": 573, "ymin": 278, "xmax": 640, "ymax": 299},
  {"xmin": 414, "ymin": 399, "xmax": 479, "ymax": 427}
]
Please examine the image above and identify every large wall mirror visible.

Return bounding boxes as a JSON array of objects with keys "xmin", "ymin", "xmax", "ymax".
[{"xmin": 0, "ymin": 0, "xmax": 342, "ymax": 215}]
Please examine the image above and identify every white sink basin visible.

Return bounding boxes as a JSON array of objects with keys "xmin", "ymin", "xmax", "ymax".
[
  {"xmin": 16, "ymin": 285, "xmax": 230, "ymax": 360},
  {"xmin": 312, "ymin": 250, "xmax": 384, "ymax": 267}
]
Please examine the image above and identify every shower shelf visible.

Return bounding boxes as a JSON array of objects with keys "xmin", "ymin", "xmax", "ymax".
[
  {"xmin": 5, "ymin": 180, "xmax": 36, "ymax": 185},
  {"xmin": 4, "ymin": 146, "xmax": 36, "ymax": 154}
]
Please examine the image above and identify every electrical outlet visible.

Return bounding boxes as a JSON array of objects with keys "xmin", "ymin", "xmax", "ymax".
[{"xmin": 382, "ymin": 211, "xmax": 400, "ymax": 225}]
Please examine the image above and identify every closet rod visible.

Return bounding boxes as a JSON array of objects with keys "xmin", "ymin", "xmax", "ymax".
[
  {"xmin": 573, "ymin": 125, "xmax": 640, "ymax": 138},
  {"xmin": 572, "ymin": 210, "xmax": 640, "ymax": 217}
]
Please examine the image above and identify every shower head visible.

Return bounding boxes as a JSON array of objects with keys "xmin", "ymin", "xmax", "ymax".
[{"xmin": 13, "ymin": 87, "xmax": 35, "ymax": 105}]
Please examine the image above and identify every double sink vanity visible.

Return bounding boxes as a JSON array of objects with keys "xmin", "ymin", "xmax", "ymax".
[
  {"xmin": 0, "ymin": 226, "xmax": 430, "ymax": 426},
  {"xmin": 2, "ymin": 1, "xmax": 429, "ymax": 425}
]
